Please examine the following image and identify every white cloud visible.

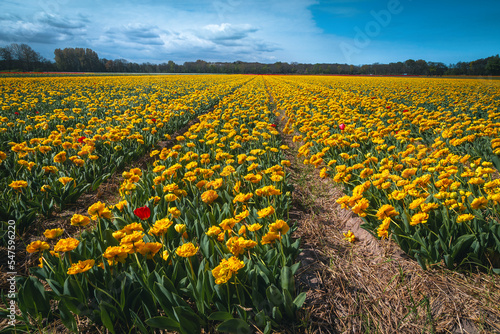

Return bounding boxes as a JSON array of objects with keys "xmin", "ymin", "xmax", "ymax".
[{"xmin": 0, "ymin": 0, "xmax": 341, "ymax": 63}]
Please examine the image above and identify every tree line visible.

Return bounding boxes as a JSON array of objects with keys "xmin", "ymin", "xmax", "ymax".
[{"xmin": 1, "ymin": 43, "xmax": 500, "ymax": 76}]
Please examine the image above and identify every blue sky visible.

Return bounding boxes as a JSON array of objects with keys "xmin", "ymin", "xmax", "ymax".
[{"xmin": 1, "ymin": 0, "xmax": 499, "ymax": 65}]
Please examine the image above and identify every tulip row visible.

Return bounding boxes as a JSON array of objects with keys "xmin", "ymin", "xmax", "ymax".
[
  {"xmin": 13, "ymin": 76, "xmax": 304, "ymax": 333},
  {"xmin": 266, "ymin": 75, "xmax": 500, "ymax": 272},
  {"xmin": 0, "ymin": 75, "xmax": 249, "ymax": 237}
]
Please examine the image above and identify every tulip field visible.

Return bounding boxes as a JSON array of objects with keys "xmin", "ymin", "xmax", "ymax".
[{"xmin": 1, "ymin": 74, "xmax": 500, "ymax": 333}]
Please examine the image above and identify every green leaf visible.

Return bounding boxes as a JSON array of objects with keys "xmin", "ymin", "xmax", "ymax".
[
  {"xmin": 46, "ymin": 278, "xmax": 63, "ymax": 296},
  {"xmin": 255, "ymin": 310, "xmax": 266, "ymax": 328},
  {"xmin": 280, "ymin": 266, "xmax": 295, "ymax": 292},
  {"xmin": 58, "ymin": 300, "xmax": 77, "ymax": 333},
  {"xmin": 272, "ymin": 306, "xmax": 282, "ymax": 322},
  {"xmin": 216, "ymin": 318, "xmax": 251, "ymax": 334},
  {"xmin": 153, "ymin": 282, "xmax": 175, "ymax": 318},
  {"xmin": 266, "ymin": 285, "xmax": 283, "ymax": 306},
  {"xmin": 100, "ymin": 304, "xmax": 116, "ymax": 334},
  {"xmin": 451, "ymin": 234, "xmax": 475, "ymax": 259},
  {"xmin": 145, "ymin": 316, "xmax": 180, "ymax": 330},
  {"xmin": 290, "ymin": 262, "xmax": 301, "ymax": 275},
  {"xmin": 208, "ymin": 311, "xmax": 233, "ymax": 321},
  {"xmin": 173, "ymin": 306, "xmax": 203, "ymax": 334},
  {"xmin": 263, "ymin": 320, "xmax": 272, "ymax": 334},
  {"xmin": 293, "ymin": 292, "xmax": 307, "ymax": 309},
  {"xmin": 283, "ymin": 289, "xmax": 294, "ymax": 318},
  {"xmin": 22, "ymin": 276, "xmax": 50, "ymax": 316},
  {"xmin": 63, "ymin": 276, "xmax": 83, "ymax": 301},
  {"xmin": 129, "ymin": 310, "xmax": 149, "ymax": 334}
]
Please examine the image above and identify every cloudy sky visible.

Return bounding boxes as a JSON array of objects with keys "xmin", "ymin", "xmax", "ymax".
[{"xmin": 1, "ymin": 0, "xmax": 499, "ymax": 65}]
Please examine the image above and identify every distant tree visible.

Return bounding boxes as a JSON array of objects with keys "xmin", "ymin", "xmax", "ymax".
[
  {"xmin": 404, "ymin": 59, "xmax": 416, "ymax": 74},
  {"xmin": 0, "ymin": 46, "xmax": 13, "ymax": 70},
  {"xmin": 415, "ymin": 59, "xmax": 428, "ymax": 75},
  {"xmin": 0, "ymin": 43, "xmax": 45, "ymax": 71},
  {"xmin": 428, "ymin": 62, "xmax": 447, "ymax": 76},
  {"xmin": 485, "ymin": 55, "xmax": 500, "ymax": 75},
  {"xmin": 54, "ymin": 47, "xmax": 102, "ymax": 72}
]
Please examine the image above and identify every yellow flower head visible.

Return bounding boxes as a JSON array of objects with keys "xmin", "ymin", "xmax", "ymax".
[
  {"xmin": 206, "ymin": 226, "xmax": 222, "ymax": 237},
  {"xmin": 149, "ymin": 217, "xmax": 173, "ymax": 236},
  {"xmin": 201, "ymin": 190, "xmax": 218, "ymax": 204},
  {"xmin": 409, "ymin": 197, "xmax": 426, "ymax": 210},
  {"xmin": 470, "ymin": 197, "xmax": 488, "ymax": 209},
  {"xmin": 212, "ymin": 256, "xmax": 245, "ymax": 284},
  {"xmin": 70, "ymin": 214, "xmax": 91, "ymax": 227},
  {"xmin": 219, "ymin": 218, "xmax": 237, "ymax": 231},
  {"xmin": 9, "ymin": 180, "xmax": 28, "ymax": 191},
  {"xmin": 168, "ymin": 206, "xmax": 181, "ymax": 218},
  {"xmin": 67, "ymin": 259, "xmax": 95, "ymax": 275},
  {"xmin": 162, "ymin": 250, "xmax": 170, "ymax": 262},
  {"xmin": 257, "ymin": 206, "xmax": 275, "ymax": 219},
  {"xmin": 137, "ymin": 242, "xmax": 163, "ymax": 259},
  {"xmin": 174, "ymin": 223, "xmax": 187, "ymax": 234},
  {"xmin": 123, "ymin": 222, "xmax": 144, "ymax": 235},
  {"xmin": 457, "ymin": 214, "xmax": 475, "ymax": 223},
  {"xmin": 164, "ymin": 194, "xmax": 179, "ymax": 202},
  {"xmin": 352, "ymin": 198, "xmax": 370, "ymax": 217},
  {"xmin": 410, "ymin": 212, "xmax": 429, "ymax": 226},
  {"xmin": 401, "ymin": 168, "xmax": 417, "ymax": 178},
  {"xmin": 42, "ymin": 166, "xmax": 58, "ymax": 174},
  {"xmin": 54, "ymin": 238, "xmax": 80, "ymax": 252},
  {"xmin": 59, "ymin": 177, "xmax": 74, "ymax": 186},
  {"xmin": 343, "ymin": 230, "xmax": 356, "ymax": 243},
  {"xmin": 112, "ymin": 230, "xmax": 126, "ymax": 241},
  {"xmin": 255, "ymin": 185, "xmax": 282, "ymax": 197},
  {"xmin": 53, "ymin": 151, "xmax": 67, "ymax": 163},
  {"xmin": 26, "ymin": 240, "xmax": 50, "ymax": 253},
  {"xmin": 43, "ymin": 228, "xmax": 64, "ymax": 239},
  {"xmin": 120, "ymin": 231, "xmax": 145, "ymax": 245},
  {"xmin": 233, "ymin": 192, "xmax": 253, "ymax": 203},
  {"xmin": 226, "ymin": 236, "xmax": 257, "ymax": 256},
  {"xmin": 244, "ymin": 173, "xmax": 262, "ymax": 184},
  {"xmin": 234, "ymin": 209, "xmax": 250, "ymax": 222},
  {"xmin": 269, "ymin": 219, "xmax": 290, "ymax": 234},
  {"xmin": 114, "ymin": 200, "xmax": 128, "ymax": 211},
  {"xmin": 103, "ymin": 246, "xmax": 128, "ymax": 264},
  {"xmin": 261, "ymin": 232, "xmax": 280, "ymax": 244},
  {"xmin": 176, "ymin": 242, "xmax": 198, "ymax": 257},
  {"xmin": 247, "ymin": 223, "xmax": 263, "ymax": 232},
  {"xmin": 88, "ymin": 201, "xmax": 112, "ymax": 220},
  {"xmin": 376, "ymin": 204, "xmax": 399, "ymax": 220}
]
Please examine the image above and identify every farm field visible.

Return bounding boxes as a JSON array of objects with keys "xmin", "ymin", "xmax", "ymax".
[{"xmin": 1, "ymin": 74, "xmax": 500, "ymax": 333}]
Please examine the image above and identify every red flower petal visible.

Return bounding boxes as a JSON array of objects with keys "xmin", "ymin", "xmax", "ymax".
[{"xmin": 134, "ymin": 206, "xmax": 151, "ymax": 220}]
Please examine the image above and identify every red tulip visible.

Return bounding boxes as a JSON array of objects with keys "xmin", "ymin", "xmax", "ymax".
[
  {"xmin": 270, "ymin": 124, "xmax": 276, "ymax": 128},
  {"xmin": 78, "ymin": 136, "xmax": 86, "ymax": 143},
  {"xmin": 134, "ymin": 206, "xmax": 151, "ymax": 220},
  {"xmin": 15, "ymin": 112, "xmax": 19, "ymax": 115},
  {"xmin": 339, "ymin": 123, "xmax": 346, "ymax": 131},
  {"xmin": 403, "ymin": 110, "xmax": 408, "ymax": 113},
  {"xmin": 151, "ymin": 118, "xmax": 156, "ymax": 123},
  {"xmin": 386, "ymin": 106, "xmax": 391, "ymax": 109}
]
